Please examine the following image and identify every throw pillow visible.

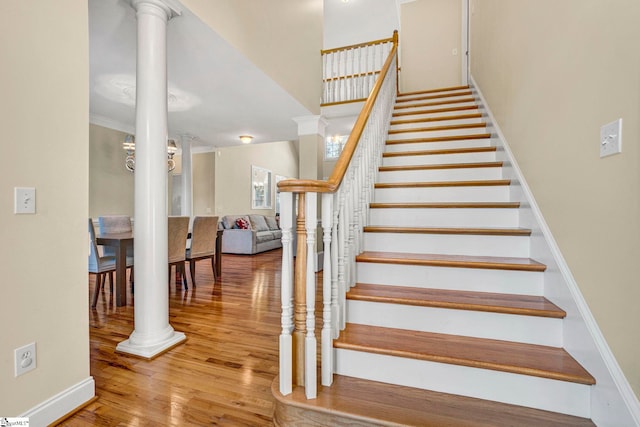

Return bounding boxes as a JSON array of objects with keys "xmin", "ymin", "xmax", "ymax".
[
  {"xmin": 235, "ymin": 217, "xmax": 250, "ymax": 229},
  {"xmin": 249, "ymin": 214, "xmax": 270, "ymax": 231},
  {"xmin": 265, "ymin": 216, "xmax": 279, "ymax": 230}
]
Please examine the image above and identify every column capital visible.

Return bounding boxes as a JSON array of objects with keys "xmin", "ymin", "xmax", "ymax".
[
  {"xmin": 131, "ymin": 0, "xmax": 182, "ymax": 20},
  {"xmin": 293, "ymin": 115, "xmax": 329, "ymax": 138}
]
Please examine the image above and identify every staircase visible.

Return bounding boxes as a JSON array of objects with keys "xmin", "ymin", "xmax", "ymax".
[{"xmin": 273, "ymin": 86, "xmax": 596, "ymax": 426}]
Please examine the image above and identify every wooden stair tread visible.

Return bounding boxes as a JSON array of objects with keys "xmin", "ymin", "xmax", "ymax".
[
  {"xmin": 363, "ymin": 225, "xmax": 531, "ymax": 236},
  {"xmin": 398, "ymin": 85, "xmax": 470, "ymax": 96},
  {"xmin": 383, "ymin": 146, "xmax": 496, "ymax": 157},
  {"xmin": 335, "ymin": 324, "xmax": 595, "ymax": 385},
  {"xmin": 379, "ymin": 161, "xmax": 503, "ymax": 172},
  {"xmin": 348, "ymin": 283, "xmax": 564, "ymax": 318},
  {"xmin": 388, "ymin": 122, "xmax": 487, "ymax": 134},
  {"xmin": 386, "ymin": 133, "xmax": 491, "ymax": 144},
  {"xmin": 370, "ymin": 201, "xmax": 521, "ymax": 209},
  {"xmin": 375, "ymin": 179, "xmax": 510, "ymax": 189},
  {"xmin": 394, "ymin": 97, "xmax": 477, "ymax": 110},
  {"xmin": 395, "ymin": 90, "xmax": 473, "ymax": 103},
  {"xmin": 273, "ymin": 375, "xmax": 595, "ymax": 427},
  {"xmin": 393, "ymin": 104, "xmax": 479, "ymax": 117},
  {"xmin": 356, "ymin": 251, "xmax": 546, "ymax": 272},
  {"xmin": 390, "ymin": 112, "xmax": 482, "ymax": 126}
]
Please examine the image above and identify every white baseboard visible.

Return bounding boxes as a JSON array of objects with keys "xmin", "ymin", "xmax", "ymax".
[
  {"xmin": 21, "ymin": 376, "xmax": 95, "ymax": 427},
  {"xmin": 469, "ymin": 74, "xmax": 640, "ymax": 426}
]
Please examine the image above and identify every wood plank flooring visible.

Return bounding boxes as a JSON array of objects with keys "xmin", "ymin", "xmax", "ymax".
[{"xmin": 59, "ymin": 250, "xmax": 286, "ymax": 426}]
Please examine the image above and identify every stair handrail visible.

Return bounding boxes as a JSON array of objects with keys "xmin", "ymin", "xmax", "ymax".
[
  {"xmin": 321, "ymin": 31, "xmax": 398, "ymax": 105},
  {"xmin": 277, "ymin": 31, "xmax": 398, "ymax": 400}
]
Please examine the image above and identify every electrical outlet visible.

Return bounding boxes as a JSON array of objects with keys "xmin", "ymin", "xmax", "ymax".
[
  {"xmin": 15, "ymin": 342, "xmax": 37, "ymax": 377},
  {"xmin": 600, "ymin": 118, "xmax": 622, "ymax": 158}
]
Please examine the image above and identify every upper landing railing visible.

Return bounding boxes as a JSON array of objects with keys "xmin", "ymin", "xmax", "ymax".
[
  {"xmin": 321, "ymin": 31, "xmax": 398, "ymax": 106},
  {"xmin": 277, "ymin": 31, "xmax": 398, "ymax": 400}
]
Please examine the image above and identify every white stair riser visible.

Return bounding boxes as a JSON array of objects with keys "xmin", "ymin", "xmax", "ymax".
[
  {"xmin": 374, "ymin": 186, "xmax": 511, "ymax": 203},
  {"xmin": 356, "ymin": 263, "xmax": 543, "ymax": 295},
  {"xmin": 346, "ymin": 300, "xmax": 563, "ymax": 347},
  {"xmin": 369, "ymin": 207, "xmax": 520, "ymax": 228},
  {"xmin": 377, "ymin": 167, "xmax": 503, "ymax": 183},
  {"xmin": 384, "ymin": 138, "xmax": 492, "ymax": 152},
  {"xmin": 334, "ymin": 349, "xmax": 591, "ymax": 418},
  {"xmin": 393, "ymin": 108, "xmax": 479, "ymax": 121},
  {"xmin": 389, "ymin": 117, "xmax": 484, "ymax": 131},
  {"xmin": 382, "ymin": 151, "xmax": 496, "ymax": 166},
  {"xmin": 394, "ymin": 100, "xmax": 477, "ymax": 114},
  {"xmin": 363, "ymin": 232, "xmax": 530, "ymax": 258},
  {"xmin": 396, "ymin": 92, "xmax": 472, "ymax": 103},
  {"xmin": 387, "ymin": 127, "xmax": 487, "ymax": 141}
]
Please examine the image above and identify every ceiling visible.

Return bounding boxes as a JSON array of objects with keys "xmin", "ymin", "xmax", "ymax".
[{"xmin": 88, "ymin": 0, "xmax": 314, "ymax": 151}]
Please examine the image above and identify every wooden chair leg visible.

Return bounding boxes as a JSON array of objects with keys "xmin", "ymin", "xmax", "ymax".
[
  {"xmin": 181, "ymin": 262, "xmax": 188, "ymax": 290},
  {"xmin": 92, "ymin": 273, "xmax": 103, "ymax": 308},
  {"xmin": 189, "ymin": 260, "xmax": 197, "ymax": 287},
  {"xmin": 211, "ymin": 257, "xmax": 216, "ymax": 281},
  {"xmin": 108, "ymin": 272, "xmax": 114, "ymax": 293}
]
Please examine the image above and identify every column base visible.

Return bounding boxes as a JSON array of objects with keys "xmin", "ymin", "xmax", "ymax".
[{"xmin": 116, "ymin": 331, "xmax": 186, "ymax": 359}]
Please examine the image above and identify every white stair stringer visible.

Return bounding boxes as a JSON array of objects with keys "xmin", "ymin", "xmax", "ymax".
[
  {"xmin": 346, "ymin": 300, "xmax": 562, "ymax": 346},
  {"xmin": 334, "ymin": 348, "xmax": 591, "ymax": 418}
]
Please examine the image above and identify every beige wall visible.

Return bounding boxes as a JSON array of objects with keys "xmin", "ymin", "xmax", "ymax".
[
  {"xmin": 400, "ymin": 0, "xmax": 462, "ymax": 92},
  {"xmin": 192, "ymin": 152, "xmax": 216, "ymax": 216},
  {"xmin": 471, "ymin": 0, "xmax": 640, "ymax": 397},
  {"xmin": 0, "ymin": 0, "xmax": 91, "ymax": 416},
  {"xmin": 180, "ymin": 0, "xmax": 323, "ymax": 114},
  {"xmin": 89, "ymin": 124, "xmax": 135, "ymax": 218},
  {"xmin": 215, "ymin": 141, "xmax": 299, "ymax": 216}
]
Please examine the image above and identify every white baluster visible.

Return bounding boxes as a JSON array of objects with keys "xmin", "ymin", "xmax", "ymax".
[
  {"xmin": 321, "ymin": 193, "xmax": 333, "ymax": 386},
  {"xmin": 331, "ymin": 192, "xmax": 340, "ymax": 338},
  {"xmin": 304, "ymin": 192, "xmax": 317, "ymax": 399},
  {"xmin": 279, "ymin": 191, "xmax": 294, "ymax": 396}
]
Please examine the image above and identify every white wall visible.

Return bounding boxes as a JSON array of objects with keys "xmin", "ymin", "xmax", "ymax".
[
  {"xmin": 471, "ymin": 0, "xmax": 640, "ymax": 399},
  {"xmin": 180, "ymin": 0, "xmax": 323, "ymax": 114},
  {"xmin": 215, "ymin": 141, "xmax": 299, "ymax": 216},
  {"xmin": 323, "ymin": 0, "xmax": 399, "ymax": 49},
  {"xmin": 0, "ymin": 0, "xmax": 93, "ymax": 419},
  {"xmin": 89, "ymin": 124, "xmax": 135, "ymax": 218},
  {"xmin": 400, "ymin": 0, "xmax": 462, "ymax": 91}
]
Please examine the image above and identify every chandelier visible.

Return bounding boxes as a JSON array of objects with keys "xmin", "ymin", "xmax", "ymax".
[{"xmin": 123, "ymin": 134, "xmax": 177, "ymax": 172}]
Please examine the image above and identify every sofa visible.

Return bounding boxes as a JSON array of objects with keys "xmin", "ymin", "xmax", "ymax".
[{"xmin": 219, "ymin": 214, "xmax": 282, "ymax": 255}]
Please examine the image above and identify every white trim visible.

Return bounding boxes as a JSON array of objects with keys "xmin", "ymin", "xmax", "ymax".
[
  {"xmin": 21, "ymin": 377, "xmax": 95, "ymax": 426},
  {"xmin": 470, "ymin": 74, "xmax": 640, "ymax": 426},
  {"xmin": 461, "ymin": 0, "xmax": 469, "ymax": 85},
  {"xmin": 293, "ymin": 115, "xmax": 329, "ymax": 137},
  {"xmin": 116, "ymin": 331, "xmax": 186, "ymax": 359}
]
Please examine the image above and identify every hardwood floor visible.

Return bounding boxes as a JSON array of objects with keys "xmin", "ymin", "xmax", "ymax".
[{"xmin": 60, "ymin": 250, "xmax": 286, "ymax": 426}]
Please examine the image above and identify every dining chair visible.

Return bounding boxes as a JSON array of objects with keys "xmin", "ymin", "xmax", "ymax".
[
  {"xmin": 89, "ymin": 218, "xmax": 116, "ymax": 308},
  {"xmin": 186, "ymin": 216, "xmax": 219, "ymax": 287},
  {"xmin": 168, "ymin": 216, "xmax": 190, "ymax": 290},
  {"xmin": 98, "ymin": 215, "xmax": 134, "ymax": 283}
]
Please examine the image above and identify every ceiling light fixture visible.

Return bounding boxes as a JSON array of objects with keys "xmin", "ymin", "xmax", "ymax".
[
  {"xmin": 123, "ymin": 134, "xmax": 178, "ymax": 172},
  {"xmin": 239, "ymin": 135, "xmax": 253, "ymax": 144}
]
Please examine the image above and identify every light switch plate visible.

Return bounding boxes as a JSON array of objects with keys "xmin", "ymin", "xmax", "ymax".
[
  {"xmin": 14, "ymin": 187, "xmax": 36, "ymax": 214},
  {"xmin": 600, "ymin": 118, "xmax": 622, "ymax": 158}
]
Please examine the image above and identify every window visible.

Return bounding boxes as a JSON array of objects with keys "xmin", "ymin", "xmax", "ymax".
[{"xmin": 325, "ymin": 135, "xmax": 348, "ymax": 160}]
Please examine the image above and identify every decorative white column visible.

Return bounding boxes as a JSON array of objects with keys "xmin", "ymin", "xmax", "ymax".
[
  {"xmin": 293, "ymin": 115, "xmax": 328, "ymax": 272},
  {"xmin": 179, "ymin": 135, "xmax": 193, "ymax": 217},
  {"xmin": 116, "ymin": 0, "xmax": 186, "ymax": 358}
]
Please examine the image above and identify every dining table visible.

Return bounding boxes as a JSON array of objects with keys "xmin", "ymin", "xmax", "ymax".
[{"xmin": 97, "ymin": 229, "xmax": 223, "ymax": 307}]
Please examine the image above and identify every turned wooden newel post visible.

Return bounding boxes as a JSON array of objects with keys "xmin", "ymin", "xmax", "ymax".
[{"xmin": 293, "ymin": 193, "xmax": 307, "ymax": 386}]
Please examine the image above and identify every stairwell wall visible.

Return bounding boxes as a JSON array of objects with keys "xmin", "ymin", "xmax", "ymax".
[{"xmin": 469, "ymin": 0, "xmax": 640, "ymax": 404}]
